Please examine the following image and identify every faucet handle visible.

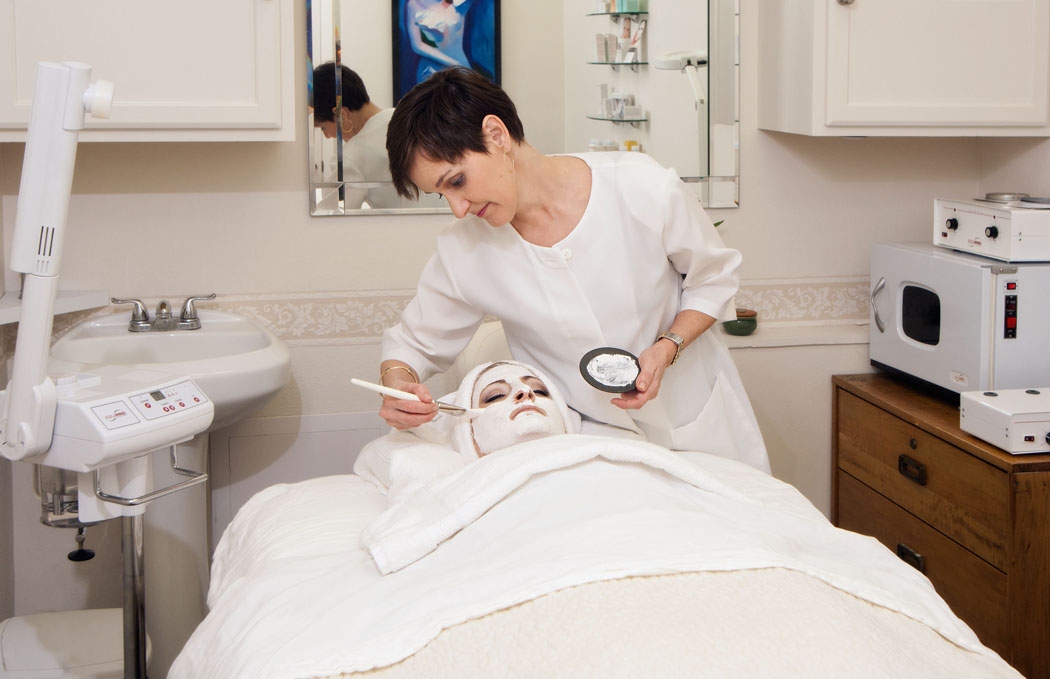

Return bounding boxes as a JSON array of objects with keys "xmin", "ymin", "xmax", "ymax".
[
  {"xmin": 178, "ymin": 293, "xmax": 217, "ymax": 330},
  {"xmin": 111, "ymin": 297, "xmax": 151, "ymax": 332}
]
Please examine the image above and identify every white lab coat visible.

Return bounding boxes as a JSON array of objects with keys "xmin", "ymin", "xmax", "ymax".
[
  {"xmin": 343, "ymin": 108, "xmax": 404, "ymax": 209},
  {"xmin": 383, "ymin": 152, "xmax": 769, "ymax": 472}
]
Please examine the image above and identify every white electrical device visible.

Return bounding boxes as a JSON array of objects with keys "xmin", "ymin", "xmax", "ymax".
[
  {"xmin": 934, "ymin": 198, "xmax": 1050, "ymax": 262},
  {"xmin": 960, "ymin": 388, "xmax": 1050, "ymax": 455},
  {"xmin": 0, "ymin": 61, "xmax": 214, "ymax": 472},
  {"xmin": 0, "ymin": 60, "xmax": 215, "ymax": 679},
  {"xmin": 21, "ymin": 366, "xmax": 213, "ymax": 472}
]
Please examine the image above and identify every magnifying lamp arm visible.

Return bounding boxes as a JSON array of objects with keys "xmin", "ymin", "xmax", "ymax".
[
  {"xmin": 683, "ymin": 64, "xmax": 707, "ymax": 108},
  {"xmin": 0, "ymin": 62, "xmax": 112, "ymax": 461}
]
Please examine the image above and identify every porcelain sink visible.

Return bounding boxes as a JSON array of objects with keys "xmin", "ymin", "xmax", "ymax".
[{"xmin": 49, "ymin": 310, "xmax": 291, "ymax": 430}]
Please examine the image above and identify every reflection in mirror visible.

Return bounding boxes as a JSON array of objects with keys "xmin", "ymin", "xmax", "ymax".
[
  {"xmin": 307, "ymin": 0, "xmax": 739, "ymax": 216},
  {"xmin": 308, "ymin": 0, "xmax": 448, "ymax": 215},
  {"xmin": 310, "ymin": 60, "xmax": 448, "ymax": 213}
]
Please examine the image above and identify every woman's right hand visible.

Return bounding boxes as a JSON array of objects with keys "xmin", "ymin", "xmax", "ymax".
[{"xmin": 378, "ymin": 379, "xmax": 439, "ymax": 430}]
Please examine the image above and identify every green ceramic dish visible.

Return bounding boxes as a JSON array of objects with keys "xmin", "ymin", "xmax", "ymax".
[{"xmin": 722, "ymin": 308, "xmax": 758, "ymax": 336}]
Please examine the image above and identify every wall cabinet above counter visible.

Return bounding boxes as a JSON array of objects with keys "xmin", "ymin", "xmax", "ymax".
[
  {"xmin": 758, "ymin": 0, "xmax": 1050, "ymax": 137},
  {"xmin": 0, "ymin": 0, "xmax": 295, "ymax": 142}
]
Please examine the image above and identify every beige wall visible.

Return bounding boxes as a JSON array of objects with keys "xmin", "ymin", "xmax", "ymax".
[{"xmin": 0, "ymin": 0, "xmax": 1048, "ymax": 626}]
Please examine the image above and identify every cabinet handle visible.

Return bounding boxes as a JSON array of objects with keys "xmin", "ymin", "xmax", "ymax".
[
  {"xmin": 837, "ymin": 0, "xmax": 856, "ymax": 5},
  {"xmin": 897, "ymin": 454, "xmax": 927, "ymax": 485},
  {"xmin": 896, "ymin": 543, "xmax": 926, "ymax": 573}
]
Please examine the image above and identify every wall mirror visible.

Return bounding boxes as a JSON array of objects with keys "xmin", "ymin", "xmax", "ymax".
[{"xmin": 307, "ymin": 1, "xmax": 739, "ymax": 216}]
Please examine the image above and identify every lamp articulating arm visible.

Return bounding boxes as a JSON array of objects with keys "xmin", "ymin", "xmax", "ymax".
[
  {"xmin": 653, "ymin": 50, "xmax": 708, "ymax": 109},
  {"xmin": 0, "ymin": 62, "xmax": 113, "ymax": 462}
]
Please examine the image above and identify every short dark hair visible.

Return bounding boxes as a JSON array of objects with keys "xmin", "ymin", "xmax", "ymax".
[
  {"xmin": 386, "ymin": 67, "xmax": 525, "ymax": 199},
  {"xmin": 312, "ymin": 62, "xmax": 371, "ymax": 121}
]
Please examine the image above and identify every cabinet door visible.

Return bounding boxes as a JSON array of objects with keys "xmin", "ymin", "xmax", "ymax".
[
  {"xmin": 826, "ymin": 0, "xmax": 1049, "ymax": 127},
  {"xmin": 0, "ymin": 0, "xmax": 294, "ymax": 141}
]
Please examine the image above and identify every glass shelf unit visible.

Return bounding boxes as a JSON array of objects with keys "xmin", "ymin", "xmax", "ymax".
[{"xmin": 586, "ymin": 114, "xmax": 648, "ymax": 127}]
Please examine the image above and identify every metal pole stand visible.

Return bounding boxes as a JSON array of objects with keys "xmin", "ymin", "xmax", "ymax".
[{"xmin": 122, "ymin": 514, "xmax": 148, "ymax": 679}]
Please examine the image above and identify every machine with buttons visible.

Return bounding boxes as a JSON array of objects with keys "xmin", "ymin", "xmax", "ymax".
[
  {"xmin": 960, "ymin": 388, "xmax": 1050, "ymax": 455},
  {"xmin": 30, "ymin": 366, "xmax": 212, "ymax": 473},
  {"xmin": 0, "ymin": 62, "xmax": 215, "ymax": 679},
  {"xmin": 934, "ymin": 197, "xmax": 1050, "ymax": 262}
]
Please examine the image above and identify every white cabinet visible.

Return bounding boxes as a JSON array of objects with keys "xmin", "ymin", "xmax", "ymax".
[
  {"xmin": 758, "ymin": 0, "xmax": 1050, "ymax": 136},
  {"xmin": 0, "ymin": 0, "xmax": 295, "ymax": 142}
]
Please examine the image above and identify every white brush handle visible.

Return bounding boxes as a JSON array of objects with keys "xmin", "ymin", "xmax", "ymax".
[
  {"xmin": 350, "ymin": 378, "xmax": 481, "ymax": 417},
  {"xmin": 350, "ymin": 378, "xmax": 421, "ymax": 402}
]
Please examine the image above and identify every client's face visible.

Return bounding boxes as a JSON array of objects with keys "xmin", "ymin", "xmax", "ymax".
[{"xmin": 470, "ymin": 363, "xmax": 566, "ymax": 455}]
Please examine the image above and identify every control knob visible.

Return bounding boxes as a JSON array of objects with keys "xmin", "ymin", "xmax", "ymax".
[
  {"xmin": 945, "ymin": 217, "xmax": 959, "ymax": 231},
  {"xmin": 985, "ymin": 225, "xmax": 999, "ymax": 239}
]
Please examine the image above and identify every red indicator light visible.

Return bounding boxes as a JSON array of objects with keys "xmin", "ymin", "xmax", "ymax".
[
  {"xmin": 1006, "ymin": 282, "xmax": 1017, "ymax": 290},
  {"xmin": 1006, "ymin": 317, "xmax": 1018, "ymax": 329}
]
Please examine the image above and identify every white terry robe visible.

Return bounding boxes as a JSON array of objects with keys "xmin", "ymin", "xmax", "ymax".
[{"xmin": 383, "ymin": 151, "xmax": 769, "ymax": 472}]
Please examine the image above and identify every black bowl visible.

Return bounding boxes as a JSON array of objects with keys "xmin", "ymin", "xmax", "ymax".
[{"xmin": 579, "ymin": 347, "xmax": 640, "ymax": 393}]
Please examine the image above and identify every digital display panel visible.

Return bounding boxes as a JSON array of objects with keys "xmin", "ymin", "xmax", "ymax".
[{"xmin": 150, "ymin": 390, "xmax": 166, "ymax": 402}]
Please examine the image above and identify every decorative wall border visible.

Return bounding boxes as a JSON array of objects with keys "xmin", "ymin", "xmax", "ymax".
[
  {"xmin": 201, "ymin": 278, "xmax": 870, "ymax": 344},
  {"xmin": 0, "ymin": 278, "xmax": 870, "ymax": 362},
  {"xmin": 733, "ymin": 276, "xmax": 870, "ymax": 324}
]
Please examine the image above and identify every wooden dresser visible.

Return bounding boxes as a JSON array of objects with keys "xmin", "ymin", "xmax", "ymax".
[{"xmin": 832, "ymin": 373, "xmax": 1050, "ymax": 678}]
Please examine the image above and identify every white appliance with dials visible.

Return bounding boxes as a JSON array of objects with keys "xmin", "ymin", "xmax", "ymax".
[
  {"xmin": 960, "ymin": 388, "xmax": 1050, "ymax": 454},
  {"xmin": 869, "ymin": 242, "xmax": 1050, "ymax": 394},
  {"xmin": 30, "ymin": 365, "xmax": 212, "ymax": 472},
  {"xmin": 934, "ymin": 197, "xmax": 1050, "ymax": 262},
  {"xmin": 0, "ymin": 61, "xmax": 216, "ymax": 679}
]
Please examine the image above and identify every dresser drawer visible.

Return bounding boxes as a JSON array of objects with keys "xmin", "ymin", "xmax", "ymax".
[
  {"xmin": 836, "ymin": 391, "xmax": 1010, "ymax": 569},
  {"xmin": 837, "ymin": 472, "xmax": 1010, "ymax": 657}
]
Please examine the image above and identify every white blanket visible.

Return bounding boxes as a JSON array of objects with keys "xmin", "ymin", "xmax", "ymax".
[
  {"xmin": 362, "ymin": 434, "xmax": 749, "ymax": 573},
  {"xmin": 172, "ymin": 435, "xmax": 1005, "ymax": 679}
]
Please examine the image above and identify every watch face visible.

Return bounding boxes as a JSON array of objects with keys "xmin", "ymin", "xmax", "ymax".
[{"xmin": 579, "ymin": 347, "xmax": 640, "ymax": 393}]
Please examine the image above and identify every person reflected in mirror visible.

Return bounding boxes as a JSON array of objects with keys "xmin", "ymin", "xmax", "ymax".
[
  {"xmin": 312, "ymin": 62, "xmax": 403, "ymax": 209},
  {"xmin": 375, "ymin": 67, "xmax": 770, "ymax": 474}
]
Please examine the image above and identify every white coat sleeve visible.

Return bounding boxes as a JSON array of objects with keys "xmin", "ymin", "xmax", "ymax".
[
  {"xmin": 651, "ymin": 164, "xmax": 741, "ymax": 320},
  {"xmin": 381, "ymin": 245, "xmax": 486, "ymax": 382}
]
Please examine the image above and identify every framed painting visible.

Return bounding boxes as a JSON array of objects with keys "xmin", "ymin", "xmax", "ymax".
[{"xmin": 392, "ymin": 0, "xmax": 501, "ymax": 103}]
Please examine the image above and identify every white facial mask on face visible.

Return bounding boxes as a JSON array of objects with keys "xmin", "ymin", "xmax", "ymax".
[{"xmin": 470, "ymin": 363, "xmax": 566, "ymax": 455}]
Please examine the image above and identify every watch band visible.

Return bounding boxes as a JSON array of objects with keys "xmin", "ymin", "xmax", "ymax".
[{"xmin": 657, "ymin": 331, "xmax": 685, "ymax": 366}]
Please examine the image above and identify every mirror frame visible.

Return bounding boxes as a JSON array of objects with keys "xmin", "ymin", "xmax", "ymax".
[{"xmin": 307, "ymin": 0, "xmax": 738, "ymax": 216}]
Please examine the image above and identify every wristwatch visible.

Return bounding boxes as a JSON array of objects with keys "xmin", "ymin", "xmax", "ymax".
[{"xmin": 657, "ymin": 331, "xmax": 685, "ymax": 366}]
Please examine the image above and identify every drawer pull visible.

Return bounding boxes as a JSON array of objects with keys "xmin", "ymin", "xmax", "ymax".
[
  {"xmin": 896, "ymin": 543, "xmax": 926, "ymax": 573},
  {"xmin": 897, "ymin": 454, "xmax": 927, "ymax": 485}
]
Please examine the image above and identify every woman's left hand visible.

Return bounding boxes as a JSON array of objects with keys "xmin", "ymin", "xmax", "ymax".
[{"xmin": 609, "ymin": 341, "xmax": 676, "ymax": 410}]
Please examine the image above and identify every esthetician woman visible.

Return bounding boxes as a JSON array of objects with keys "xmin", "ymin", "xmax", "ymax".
[{"xmin": 377, "ymin": 67, "xmax": 769, "ymax": 473}]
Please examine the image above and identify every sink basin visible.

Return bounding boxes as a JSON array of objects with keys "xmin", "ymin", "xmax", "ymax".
[{"xmin": 49, "ymin": 310, "xmax": 291, "ymax": 430}]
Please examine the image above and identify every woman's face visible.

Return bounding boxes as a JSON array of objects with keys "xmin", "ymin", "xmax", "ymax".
[
  {"xmin": 408, "ymin": 144, "xmax": 516, "ymax": 225},
  {"xmin": 470, "ymin": 363, "xmax": 565, "ymax": 455},
  {"xmin": 315, "ymin": 116, "xmax": 339, "ymax": 140},
  {"xmin": 314, "ymin": 107, "xmax": 356, "ymax": 141}
]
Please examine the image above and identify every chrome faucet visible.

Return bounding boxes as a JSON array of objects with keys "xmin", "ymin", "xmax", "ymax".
[
  {"xmin": 151, "ymin": 300, "xmax": 178, "ymax": 331},
  {"xmin": 111, "ymin": 294, "xmax": 216, "ymax": 332}
]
